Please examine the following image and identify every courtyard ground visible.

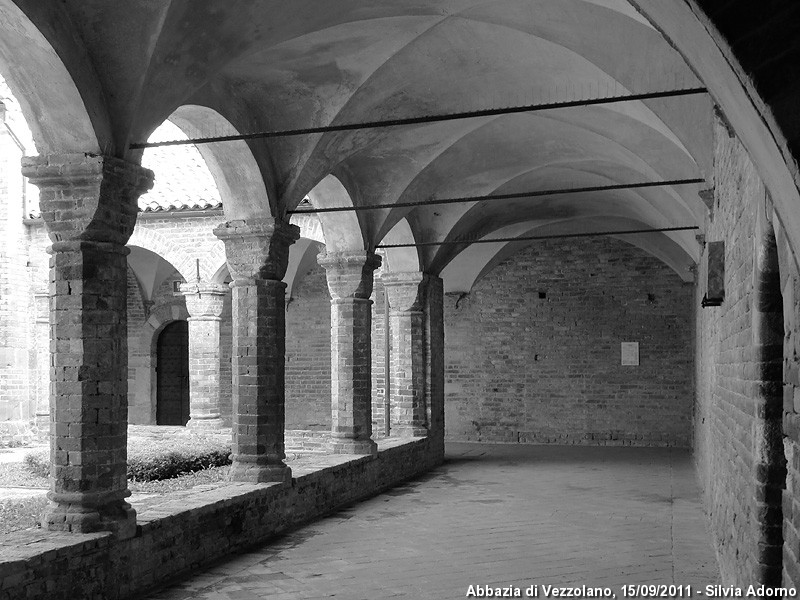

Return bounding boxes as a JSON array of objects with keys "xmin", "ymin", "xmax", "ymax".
[
  {"xmin": 141, "ymin": 442, "xmax": 720, "ymax": 600},
  {"xmin": 0, "ymin": 426, "xmax": 233, "ymax": 533}
]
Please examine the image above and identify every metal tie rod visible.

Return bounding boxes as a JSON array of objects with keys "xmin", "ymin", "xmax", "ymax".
[
  {"xmin": 376, "ymin": 226, "xmax": 700, "ymax": 248},
  {"xmin": 288, "ymin": 178, "xmax": 706, "ymax": 214},
  {"xmin": 130, "ymin": 87, "xmax": 708, "ymax": 149}
]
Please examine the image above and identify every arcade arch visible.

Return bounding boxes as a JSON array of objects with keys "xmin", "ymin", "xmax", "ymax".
[{"xmin": 1, "ymin": 3, "xmax": 800, "ymax": 597}]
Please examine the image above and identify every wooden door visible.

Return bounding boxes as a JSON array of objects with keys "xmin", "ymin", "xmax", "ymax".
[{"xmin": 156, "ymin": 320, "xmax": 189, "ymax": 426}]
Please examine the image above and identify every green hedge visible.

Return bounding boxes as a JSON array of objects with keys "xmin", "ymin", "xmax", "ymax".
[
  {"xmin": 24, "ymin": 436, "xmax": 232, "ymax": 482},
  {"xmin": 23, "ymin": 451, "xmax": 49, "ymax": 479}
]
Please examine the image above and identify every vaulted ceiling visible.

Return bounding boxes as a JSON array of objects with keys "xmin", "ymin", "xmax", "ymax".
[{"xmin": 4, "ymin": 0, "xmax": 793, "ymax": 284}]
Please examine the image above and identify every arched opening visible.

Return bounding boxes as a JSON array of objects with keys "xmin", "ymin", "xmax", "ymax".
[
  {"xmin": 0, "ymin": 74, "xmax": 39, "ymax": 441},
  {"xmin": 306, "ymin": 174, "xmax": 364, "ymax": 252},
  {"xmin": 754, "ymin": 223, "xmax": 787, "ymax": 586},
  {"xmin": 126, "ymin": 245, "xmax": 189, "ymax": 425},
  {"xmin": 165, "ymin": 105, "xmax": 275, "ymax": 221},
  {"xmin": 0, "ymin": 0, "xmax": 105, "ymax": 155},
  {"xmin": 156, "ymin": 320, "xmax": 190, "ymax": 426}
]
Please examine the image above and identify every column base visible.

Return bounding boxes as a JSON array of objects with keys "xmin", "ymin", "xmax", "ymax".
[
  {"xmin": 228, "ymin": 456, "xmax": 292, "ymax": 483},
  {"xmin": 329, "ymin": 438, "xmax": 378, "ymax": 456},
  {"xmin": 43, "ymin": 498, "xmax": 137, "ymax": 539},
  {"xmin": 186, "ymin": 416, "xmax": 226, "ymax": 430}
]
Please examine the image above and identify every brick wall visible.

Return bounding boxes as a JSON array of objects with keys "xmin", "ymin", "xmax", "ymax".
[
  {"xmin": 284, "ymin": 262, "xmax": 388, "ymax": 437},
  {"xmin": 130, "ymin": 213, "xmax": 227, "ymax": 283},
  {"xmin": 693, "ymin": 116, "xmax": 760, "ymax": 582},
  {"xmin": 285, "ymin": 262, "xmax": 331, "ymax": 430},
  {"xmin": 219, "ymin": 292, "xmax": 232, "ymax": 427},
  {"xmin": 371, "ymin": 277, "xmax": 389, "ymax": 438},
  {"xmin": 25, "ymin": 224, "xmax": 50, "ymax": 437},
  {"xmin": 127, "ymin": 267, "xmax": 188, "ymax": 424},
  {"xmin": 17, "ymin": 213, "xmax": 368, "ymax": 440},
  {"xmin": 444, "ymin": 238, "xmax": 694, "ymax": 446},
  {"xmin": 694, "ymin": 114, "xmax": 800, "ymax": 586},
  {"xmin": 0, "ymin": 131, "xmax": 32, "ymax": 438},
  {"xmin": 25, "ymin": 224, "xmax": 48, "ymax": 286},
  {"xmin": 126, "ymin": 267, "xmax": 147, "ymax": 422},
  {"xmin": 780, "ymin": 259, "xmax": 800, "ymax": 588}
]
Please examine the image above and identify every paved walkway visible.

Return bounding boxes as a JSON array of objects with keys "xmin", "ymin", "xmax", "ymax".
[{"xmin": 144, "ymin": 443, "xmax": 720, "ymax": 600}]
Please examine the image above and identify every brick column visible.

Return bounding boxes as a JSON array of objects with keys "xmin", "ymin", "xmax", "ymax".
[
  {"xmin": 213, "ymin": 218, "xmax": 299, "ymax": 483},
  {"xmin": 383, "ymin": 272, "xmax": 428, "ymax": 437},
  {"xmin": 181, "ymin": 282, "xmax": 229, "ymax": 430},
  {"xmin": 425, "ymin": 275, "xmax": 446, "ymax": 459},
  {"xmin": 22, "ymin": 153, "xmax": 153, "ymax": 537},
  {"xmin": 318, "ymin": 251, "xmax": 381, "ymax": 455}
]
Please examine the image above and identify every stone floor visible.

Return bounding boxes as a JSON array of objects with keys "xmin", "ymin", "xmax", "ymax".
[{"xmin": 143, "ymin": 442, "xmax": 720, "ymax": 600}]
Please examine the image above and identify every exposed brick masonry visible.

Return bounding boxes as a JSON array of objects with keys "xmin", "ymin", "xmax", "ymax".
[
  {"xmin": 371, "ymin": 278, "xmax": 389, "ymax": 438},
  {"xmin": 126, "ymin": 267, "xmax": 189, "ymax": 425},
  {"xmin": 318, "ymin": 251, "xmax": 381, "ymax": 455},
  {"xmin": 213, "ymin": 218, "xmax": 299, "ymax": 483},
  {"xmin": 129, "ymin": 213, "xmax": 226, "ymax": 284},
  {"xmin": 21, "ymin": 153, "xmax": 153, "ymax": 537},
  {"xmin": 285, "ymin": 263, "xmax": 331, "ymax": 430},
  {"xmin": 383, "ymin": 272, "xmax": 428, "ymax": 437},
  {"xmin": 694, "ymin": 114, "xmax": 800, "ymax": 586},
  {"xmin": 444, "ymin": 237, "xmax": 694, "ymax": 446},
  {"xmin": 0, "ymin": 130, "xmax": 32, "ymax": 438},
  {"xmin": 126, "ymin": 267, "xmax": 148, "ymax": 423},
  {"xmin": 26, "ymin": 226, "xmax": 51, "ymax": 435},
  {"xmin": 424, "ymin": 275, "xmax": 445, "ymax": 454},
  {"xmin": 0, "ymin": 437, "xmax": 441, "ymax": 600},
  {"xmin": 182, "ymin": 282, "xmax": 229, "ymax": 429}
]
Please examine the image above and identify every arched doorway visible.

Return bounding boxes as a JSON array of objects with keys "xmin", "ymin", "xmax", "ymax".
[
  {"xmin": 156, "ymin": 320, "xmax": 189, "ymax": 426},
  {"xmin": 754, "ymin": 225, "xmax": 786, "ymax": 586}
]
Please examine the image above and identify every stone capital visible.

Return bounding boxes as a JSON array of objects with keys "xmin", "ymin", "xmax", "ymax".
[
  {"xmin": 213, "ymin": 217, "xmax": 299, "ymax": 281},
  {"xmin": 382, "ymin": 271, "xmax": 427, "ymax": 313},
  {"xmin": 22, "ymin": 153, "xmax": 153, "ymax": 245},
  {"xmin": 318, "ymin": 251, "xmax": 382, "ymax": 300},
  {"xmin": 181, "ymin": 282, "xmax": 229, "ymax": 319}
]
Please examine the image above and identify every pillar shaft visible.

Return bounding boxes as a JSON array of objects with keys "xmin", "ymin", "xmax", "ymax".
[
  {"xmin": 214, "ymin": 218, "xmax": 299, "ymax": 482},
  {"xmin": 319, "ymin": 251, "xmax": 381, "ymax": 455},
  {"xmin": 425, "ymin": 275, "xmax": 446, "ymax": 456},
  {"xmin": 22, "ymin": 153, "xmax": 153, "ymax": 537},
  {"xmin": 383, "ymin": 272, "xmax": 428, "ymax": 437},
  {"xmin": 182, "ymin": 283, "xmax": 229, "ymax": 429}
]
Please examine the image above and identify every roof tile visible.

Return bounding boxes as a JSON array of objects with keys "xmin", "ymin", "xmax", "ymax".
[{"xmin": 140, "ymin": 120, "xmax": 222, "ymax": 212}]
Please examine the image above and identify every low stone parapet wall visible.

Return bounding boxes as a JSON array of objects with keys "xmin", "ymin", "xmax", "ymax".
[{"xmin": 0, "ymin": 436, "xmax": 443, "ymax": 600}]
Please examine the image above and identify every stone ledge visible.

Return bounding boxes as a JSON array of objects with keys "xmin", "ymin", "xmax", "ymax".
[{"xmin": 0, "ymin": 436, "xmax": 441, "ymax": 600}]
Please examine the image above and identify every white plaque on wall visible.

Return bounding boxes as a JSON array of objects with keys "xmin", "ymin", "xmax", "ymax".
[{"xmin": 621, "ymin": 342, "xmax": 639, "ymax": 366}]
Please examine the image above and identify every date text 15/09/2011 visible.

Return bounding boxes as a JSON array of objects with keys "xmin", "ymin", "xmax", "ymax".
[{"xmin": 465, "ymin": 585, "xmax": 798, "ymax": 598}]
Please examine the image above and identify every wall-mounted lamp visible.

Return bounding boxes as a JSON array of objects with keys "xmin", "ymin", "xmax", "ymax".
[{"xmin": 701, "ymin": 240, "xmax": 724, "ymax": 308}]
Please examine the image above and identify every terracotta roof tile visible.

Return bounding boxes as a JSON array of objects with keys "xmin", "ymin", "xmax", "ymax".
[
  {"xmin": 23, "ymin": 120, "xmax": 222, "ymax": 219},
  {"xmin": 140, "ymin": 120, "xmax": 222, "ymax": 212}
]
